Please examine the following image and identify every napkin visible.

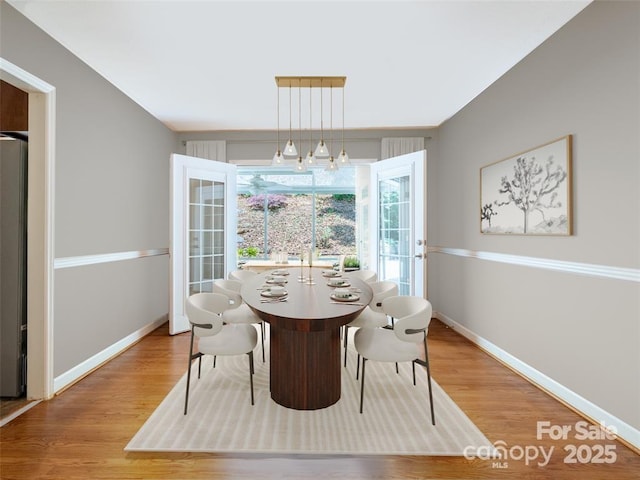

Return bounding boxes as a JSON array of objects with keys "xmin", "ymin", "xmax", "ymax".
[{"xmin": 333, "ymin": 287, "xmax": 351, "ymax": 298}]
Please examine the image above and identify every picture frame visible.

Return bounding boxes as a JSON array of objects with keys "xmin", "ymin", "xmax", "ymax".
[{"xmin": 480, "ymin": 135, "xmax": 572, "ymax": 235}]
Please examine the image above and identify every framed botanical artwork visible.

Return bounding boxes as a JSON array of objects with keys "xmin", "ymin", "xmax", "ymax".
[{"xmin": 480, "ymin": 135, "xmax": 572, "ymax": 235}]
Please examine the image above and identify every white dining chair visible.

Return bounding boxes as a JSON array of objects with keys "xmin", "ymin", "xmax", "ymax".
[
  {"xmin": 343, "ymin": 280, "xmax": 398, "ymax": 368},
  {"xmin": 213, "ymin": 279, "xmax": 265, "ymax": 362},
  {"xmin": 184, "ymin": 292, "xmax": 258, "ymax": 414},
  {"xmin": 345, "ymin": 269, "xmax": 377, "ymax": 283},
  {"xmin": 228, "ymin": 269, "xmax": 258, "ymax": 282},
  {"xmin": 354, "ymin": 295, "xmax": 435, "ymax": 424}
]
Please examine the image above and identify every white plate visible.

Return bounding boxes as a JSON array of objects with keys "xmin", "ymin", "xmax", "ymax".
[
  {"xmin": 330, "ymin": 292, "xmax": 360, "ymax": 302},
  {"xmin": 326, "ymin": 280, "xmax": 351, "ymax": 287},
  {"xmin": 266, "ymin": 278, "xmax": 288, "ymax": 284},
  {"xmin": 271, "ymin": 270, "xmax": 290, "ymax": 276},
  {"xmin": 261, "ymin": 290, "xmax": 288, "ymax": 298}
]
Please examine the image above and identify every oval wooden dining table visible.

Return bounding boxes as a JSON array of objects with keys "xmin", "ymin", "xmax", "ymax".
[{"xmin": 241, "ymin": 268, "xmax": 373, "ymax": 410}]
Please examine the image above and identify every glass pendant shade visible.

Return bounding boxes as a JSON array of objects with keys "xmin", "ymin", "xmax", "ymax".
[
  {"xmin": 294, "ymin": 156, "xmax": 307, "ymax": 172},
  {"xmin": 337, "ymin": 149, "xmax": 350, "ymax": 165},
  {"xmin": 315, "ymin": 140, "xmax": 329, "ymax": 158},
  {"xmin": 283, "ymin": 140, "xmax": 297, "ymax": 158},
  {"xmin": 306, "ymin": 150, "xmax": 316, "ymax": 165},
  {"xmin": 272, "ymin": 149, "xmax": 285, "ymax": 165},
  {"xmin": 324, "ymin": 156, "xmax": 339, "ymax": 172}
]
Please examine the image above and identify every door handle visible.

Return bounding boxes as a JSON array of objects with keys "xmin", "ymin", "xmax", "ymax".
[{"xmin": 414, "ymin": 253, "xmax": 424, "ymax": 259}]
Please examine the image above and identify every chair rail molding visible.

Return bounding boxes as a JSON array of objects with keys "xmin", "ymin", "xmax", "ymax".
[
  {"xmin": 427, "ymin": 246, "xmax": 640, "ymax": 283},
  {"xmin": 54, "ymin": 248, "xmax": 169, "ymax": 269}
]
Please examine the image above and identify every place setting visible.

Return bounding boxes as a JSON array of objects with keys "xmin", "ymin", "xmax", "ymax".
[
  {"xmin": 270, "ymin": 268, "xmax": 290, "ymax": 276},
  {"xmin": 330, "ymin": 287, "xmax": 365, "ymax": 306},
  {"xmin": 326, "ymin": 276, "xmax": 351, "ymax": 288},
  {"xmin": 322, "ymin": 270, "xmax": 341, "ymax": 278},
  {"xmin": 265, "ymin": 274, "xmax": 288, "ymax": 285},
  {"xmin": 258, "ymin": 284, "xmax": 288, "ymax": 302}
]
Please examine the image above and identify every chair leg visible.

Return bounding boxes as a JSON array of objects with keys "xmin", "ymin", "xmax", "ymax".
[
  {"xmin": 198, "ymin": 356, "xmax": 202, "ymax": 379},
  {"xmin": 359, "ymin": 357, "xmax": 367, "ymax": 414},
  {"xmin": 248, "ymin": 351, "xmax": 255, "ymax": 406},
  {"xmin": 424, "ymin": 337, "xmax": 435, "ymax": 426},
  {"xmin": 413, "ymin": 338, "xmax": 435, "ymax": 425},
  {"xmin": 213, "ymin": 356, "xmax": 216, "ymax": 368},
  {"xmin": 184, "ymin": 329, "xmax": 196, "ymax": 415},
  {"xmin": 412, "ymin": 361, "xmax": 416, "ymax": 385},
  {"xmin": 343, "ymin": 325, "xmax": 349, "ymax": 367},
  {"xmin": 356, "ymin": 354, "xmax": 361, "ymax": 380},
  {"xmin": 260, "ymin": 322, "xmax": 265, "ymax": 363}
]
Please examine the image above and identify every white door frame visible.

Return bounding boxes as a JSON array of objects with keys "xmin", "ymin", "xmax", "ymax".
[
  {"xmin": 169, "ymin": 154, "xmax": 237, "ymax": 334},
  {"xmin": 1, "ymin": 58, "xmax": 56, "ymax": 400},
  {"xmin": 369, "ymin": 150, "xmax": 427, "ymax": 298}
]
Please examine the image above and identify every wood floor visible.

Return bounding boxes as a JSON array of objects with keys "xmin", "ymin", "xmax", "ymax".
[{"xmin": 0, "ymin": 320, "xmax": 638, "ymax": 479}]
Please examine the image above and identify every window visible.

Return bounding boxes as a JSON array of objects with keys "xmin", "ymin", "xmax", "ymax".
[{"xmin": 236, "ymin": 167, "xmax": 357, "ymax": 261}]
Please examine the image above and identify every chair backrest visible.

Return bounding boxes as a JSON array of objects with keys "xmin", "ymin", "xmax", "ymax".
[
  {"xmin": 346, "ymin": 269, "xmax": 377, "ymax": 283},
  {"xmin": 186, "ymin": 293, "xmax": 227, "ymax": 337},
  {"xmin": 382, "ymin": 296, "xmax": 433, "ymax": 344},
  {"xmin": 368, "ymin": 281, "xmax": 399, "ymax": 313},
  {"xmin": 212, "ymin": 279, "xmax": 243, "ymax": 308},
  {"xmin": 228, "ymin": 269, "xmax": 258, "ymax": 282}
]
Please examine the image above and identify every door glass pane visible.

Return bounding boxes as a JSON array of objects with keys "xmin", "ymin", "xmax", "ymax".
[
  {"xmin": 189, "ymin": 231, "xmax": 200, "ymax": 256},
  {"xmin": 213, "ymin": 183, "xmax": 225, "ymax": 206},
  {"xmin": 188, "ymin": 178, "xmax": 226, "ymax": 296},
  {"xmin": 190, "ymin": 205, "xmax": 201, "ymax": 229},
  {"xmin": 378, "ymin": 175, "xmax": 411, "ymax": 295},
  {"xmin": 202, "ymin": 180, "xmax": 213, "ymax": 204}
]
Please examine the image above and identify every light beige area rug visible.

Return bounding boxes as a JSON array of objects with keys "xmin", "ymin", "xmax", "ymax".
[{"xmin": 126, "ymin": 332, "xmax": 493, "ymax": 455}]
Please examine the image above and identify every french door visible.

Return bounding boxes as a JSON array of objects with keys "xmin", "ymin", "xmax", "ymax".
[
  {"xmin": 369, "ymin": 150, "xmax": 427, "ymax": 297},
  {"xmin": 169, "ymin": 154, "xmax": 237, "ymax": 334}
]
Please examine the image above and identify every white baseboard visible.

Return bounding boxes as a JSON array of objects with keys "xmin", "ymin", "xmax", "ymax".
[
  {"xmin": 434, "ymin": 311, "xmax": 640, "ymax": 451},
  {"xmin": 53, "ymin": 316, "xmax": 167, "ymax": 393}
]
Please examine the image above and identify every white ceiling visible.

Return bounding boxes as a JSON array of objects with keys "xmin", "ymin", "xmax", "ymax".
[{"xmin": 8, "ymin": 0, "xmax": 591, "ymax": 132}]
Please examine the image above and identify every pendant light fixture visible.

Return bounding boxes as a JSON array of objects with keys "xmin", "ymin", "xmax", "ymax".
[
  {"xmin": 294, "ymin": 84, "xmax": 307, "ymax": 172},
  {"xmin": 315, "ymin": 79, "xmax": 329, "ymax": 159},
  {"xmin": 337, "ymin": 85, "xmax": 350, "ymax": 165},
  {"xmin": 305, "ymin": 82, "xmax": 316, "ymax": 165},
  {"xmin": 324, "ymin": 85, "xmax": 339, "ymax": 172},
  {"xmin": 275, "ymin": 76, "xmax": 346, "ymax": 171},
  {"xmin": 272, "ymin": 85, "xmax": 285, "ymax": 165},
  {"xmin": 283, "ymin": 85, "xmax": 297, "ymax": 158}
]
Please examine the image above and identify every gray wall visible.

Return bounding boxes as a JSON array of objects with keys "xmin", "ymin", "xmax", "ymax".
[
  {"xmin": 430, "ymin": 1, "xmax": 639, "ymax": 432},
  {"xmin": 1, "ymin": 3, "xmax": 178, "ymax": 377}
]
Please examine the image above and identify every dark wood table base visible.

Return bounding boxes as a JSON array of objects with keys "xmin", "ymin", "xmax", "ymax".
[
  {"xmin": 269, "ymin": 326, "xmax": 341, "ymax": 410},
  {"xmin": 241, "ymin": 270, "xmax": 372, "ymax": 410}
]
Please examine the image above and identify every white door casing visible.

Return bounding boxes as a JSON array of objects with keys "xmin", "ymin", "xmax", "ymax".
[{"xmin": 1, "ymin": 58, "xmax": 56, "ymax": 400}]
